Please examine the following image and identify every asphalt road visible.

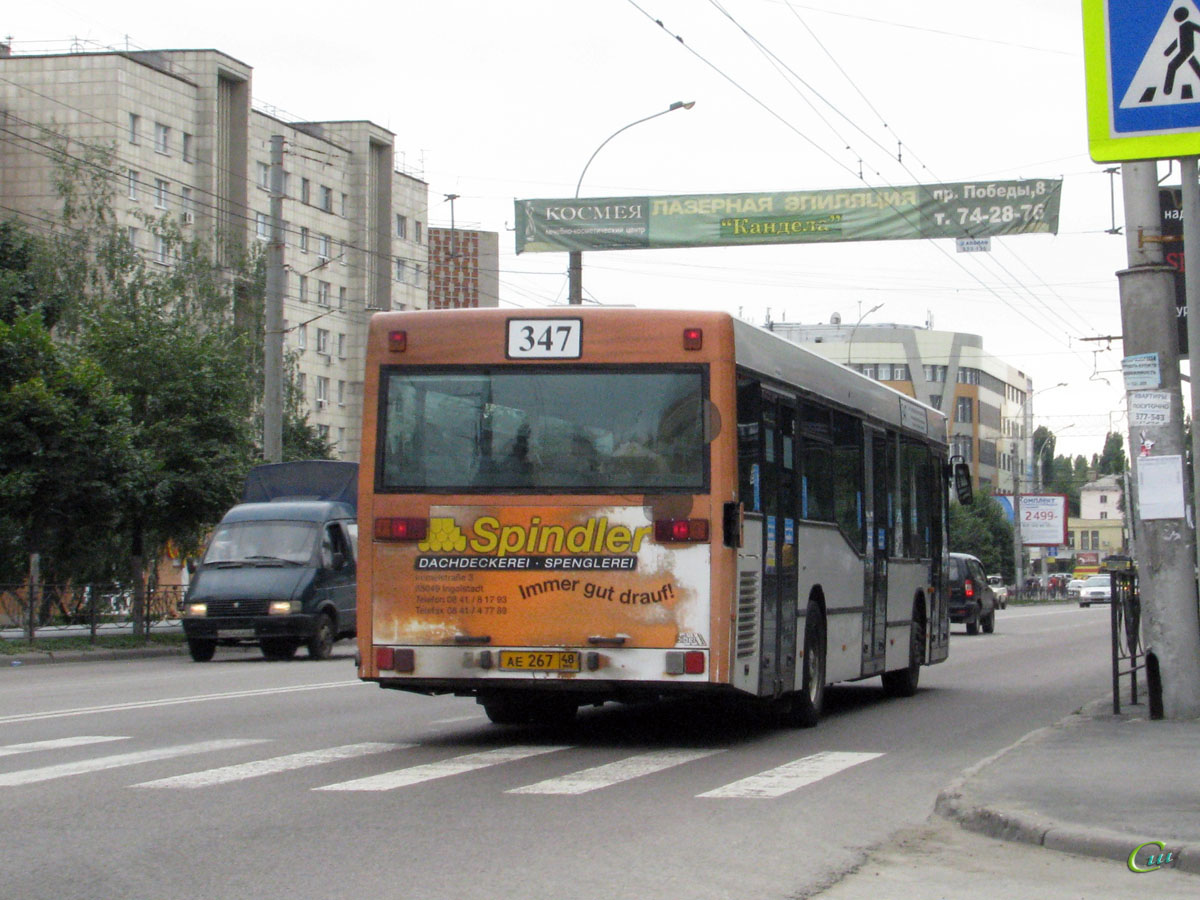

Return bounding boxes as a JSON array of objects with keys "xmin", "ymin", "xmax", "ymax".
[{"xmin": 0, "ymin": 604, "xmax": 1116, "ymax": 900}]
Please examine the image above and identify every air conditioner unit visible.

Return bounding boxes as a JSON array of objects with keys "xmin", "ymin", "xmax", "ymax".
[
  {"xmin": 316, "ymin": 398, "xmax": 327, "ymax": 409},
  {"xmin": 183, "ymin": 211, "xmax": 194, "ymax": 225}
]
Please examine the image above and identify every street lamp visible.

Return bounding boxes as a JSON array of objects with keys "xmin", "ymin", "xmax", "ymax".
[
  {"xmin": 846, "ymin": 302, "xmax": 883, "ymax": 369},
  {"xmin": 568, "ymin": 100, "xmax": 696, "ymax": 305}
]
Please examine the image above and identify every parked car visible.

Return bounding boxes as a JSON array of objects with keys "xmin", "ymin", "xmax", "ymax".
[
  {"xmin": 1066, "ymin": 578, "xmax": 1086, "ymax": 601},
  {"xmin": 987, "ymin": 574, "xmax": 1008, "ymax": 609},
  {"xmin": 949, "ymin": 552, "xmax": 997, "ymax": 635},
  {"xmin": 1078, "ymin": 574, "xmax": 1112, "ymax": 607}
]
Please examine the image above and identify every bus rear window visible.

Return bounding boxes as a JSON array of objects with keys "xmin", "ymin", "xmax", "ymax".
[{"xmin": 377, "ymin": 367, "xmax": 708, "ymax": 492}]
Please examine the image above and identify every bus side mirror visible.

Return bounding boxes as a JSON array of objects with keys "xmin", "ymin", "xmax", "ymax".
[
  {"xmin": 953, "ymin": 461, "xmax": 973, "ymax": 505},
  {"xmin": 723, "ymin": 501, "xmax": 744, "ymax": 549}
]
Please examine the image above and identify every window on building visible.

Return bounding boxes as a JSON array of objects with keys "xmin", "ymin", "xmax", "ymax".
[
  {"xmin": 337, "ymin": 379, "xmax": 345, "ymax": 406},
  {"xmin": 182, "ymin": 132, "xmax": 194, "ymax": 163},
  {"xmin": 318, "ymin": 281, "xmax": 331, "ymax": 307},
  {"xmin": 924, "ymin": 365, "xmax": 947, "ymax": 383},
  {"xmin": 1092, "ymin": 530, "xmax": 1101, "ymax": 548},
  {"xmin": 859, "ymin": 364, "xmax": 877, "ymax": 380},
  {"xmin": 337, "ymin": 332, "xmax": 346, "ymax": 359},
  {"xmin": 297, "ymin": 324, "xmax": 307, "ymax": 351},
  {"xmin": 413, "ymin": 264, "xmax": 422, "ymax": 287},
  {"xmin": 154, "ymin": 122, "xmax": 170, "ymax": 154},
  {"xmin": 296, "ymin": 372, "xmax": 306, "ymax": 397},
  {"xmin": 153, "ymin": 234, "xmax": 169, "ymax": 265},
  {"xmin": 337, "ymin": 426, "xmax": 345, "ymax": 450},
  {"xmin": 127, "ymin": 170, "xmax": 139, "ymax": 200},
  {"xmin": 317, "ymin": 234, "xmax": 331, "ymax": 263},
  {"xmin": 181, "ymin": 187, "xmax": 194, "ymax": 223},
  {"xmin": 153, "ymin": 179, "xmax": 170, "ymax": 210},
  {"xmin": 1100, "ymin": 511, "xmax": 1108, "ymax": 520},
  {"xmin": 316, "ymin": 328, "xmax": 330, "ymax": 355},
  {"xmin": 128, "ymin": 113, "xmax": 140, "ymax": 144},
  {"xmin": 339, "ymin": 241, "xmax": 347, "ymax": 265},
  {"xmin": 257, "ymin": 161, "xmax": 270, "ymax": 190},
  {"xmin": 929, "ymin": 394, "xmax": 942, "ymax": 410},
  {"xmin": 127, "ymin": 226, "xmax": 139, "ymax": 249},
  {"xmin": 396, "ymin": 214, "xmax": 408, "ymax": 239},
  {"xmin": 297, "ymin": 275, "xmax": 308, "ymax": 303},
  {"xmin": 338, "ymin": 286, "xmax": 347, "ymax": 309},
  {"xmin": 255, "ymin": 212, "xmax": 269, "ymax": 242},
  {"xmin": 318, "ymin": 424, "xmax": 331, "ymax": 441},
  {"xmin": 340, "ymin": 193, "xmax": 348, "ymax": 217},
  {"xmin": 320, "ymin": 185, "xmax": 333, "ymax": 212},
  {"xmin": 1067, "ymin": 531, "xmax": 1075, "ymax": 549},
  {"xmin": 1100, "ymin": 494, "xmax": 1108, "ymax": 504},
  {"xmin": 395, "ymin": 257, "xmax": 406, "ymax": 283},
  {"xmin": 955, "ymin": 396, "xmax": 973, "ymax": 424},
  {"xmin": 316, "ymin": 376, "xmax": 329, "ymax": 408},
  {"xmin": 1081, "ymin": 532, "xmax": 1090, "ymax": 550},
  {"xmin": 299, "ymin": 227, "xmax": 309, "ymax": 253},
  {"xmin": 301, "ymin": 178, "xmax": 311, "ymax": 205}
]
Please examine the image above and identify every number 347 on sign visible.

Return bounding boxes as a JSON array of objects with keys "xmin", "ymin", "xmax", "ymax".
[{"xmin": 506, "ymin": 318, "xmax": 582, "ymax": 359}]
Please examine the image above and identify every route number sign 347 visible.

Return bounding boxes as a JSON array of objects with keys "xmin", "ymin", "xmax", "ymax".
[{"xmin": 506, "ymin": 319, "xmax": 582, "ymax": 359}]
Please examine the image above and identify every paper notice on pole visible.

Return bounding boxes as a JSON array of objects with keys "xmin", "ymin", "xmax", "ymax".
[
  {"xmin": 1137, "ymin": 454, "xmax": 1186, "ymax": 520},
  {"xmin": 1122, "ymin": 352, "xmax": 1161, "ymax": 390},
  {"xmin": 1129, "ymin": 390, "xmax": 1172, "ymax": 427}
]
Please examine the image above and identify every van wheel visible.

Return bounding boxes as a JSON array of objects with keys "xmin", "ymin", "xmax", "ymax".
[
  {"xmin": 261, "ymin": 638, "xmax": 299, "ymax": 661},
  {"xmin": 982, "ymin": 610, "xmax": 996, "ymax": 634},
  {"xmin": 187, "ymin": 638, "xmax": 216, "ymax": 662},
  {"xmin": 307, "ymin": 614, "xmax": 335, "ymax": 660}
]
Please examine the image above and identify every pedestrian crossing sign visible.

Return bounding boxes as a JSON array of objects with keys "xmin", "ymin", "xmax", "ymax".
[{"xmin": 1085, "ymin": 0, "xmax": 1200, "ymax": 160}]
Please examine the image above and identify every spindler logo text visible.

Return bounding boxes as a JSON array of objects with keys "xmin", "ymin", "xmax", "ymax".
[{"xmin": 415, "ymin": 515, "xmax": 650, "ymax": 571}]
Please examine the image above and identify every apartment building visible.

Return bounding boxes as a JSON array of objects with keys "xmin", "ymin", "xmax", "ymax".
[
  {"xmin": 0, "ymin": 45, "xmax": 429, "ymax": 462},
  {"xmin": 427, "ymin": 227, "xmax": 499, "ymax": 308},
  {"xmin": 768, "ymin": 319, "xmax": 1032, "ymax": 493}
]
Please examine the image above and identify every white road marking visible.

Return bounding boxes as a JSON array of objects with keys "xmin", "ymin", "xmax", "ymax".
[
  {"xmin": 0, "ymin": 736, "xmax": 128, "ymax": 757},
  {"xmin": 0, "ymin": 739, "xmax": 267, "ymax": 787},
  {"xmin": 430, "ymin": 714, "xmax": 487, "ymax": 725},
  {"xmin": 0, "ymin": 680, "xmax": 363, "ymax": 725},
  {"xmin": 508, "ymin": 748, "xmax": 725, "ymax": 795},
  {"xmin": 131, "ymin": 742, "xmax": 410, "ymax": 788},
  {"xmin": 697, "ymin": 751, "xmax": 883, "ymax": 799},
  {"xmin": 315, "ymin": 744, "xmax": 571, "ymax": 792}
]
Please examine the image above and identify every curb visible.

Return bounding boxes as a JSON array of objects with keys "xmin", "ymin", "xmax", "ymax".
[
  {"xmin": 934, "ymin": 708, "xmax": 1200, "ymax": 876},
  {"xmin": 4, "ymin": 646, "xmax": 186, "ymax": 667}
]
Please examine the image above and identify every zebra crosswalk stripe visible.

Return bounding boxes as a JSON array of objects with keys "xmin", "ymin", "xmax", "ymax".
[
  {"xmin": 508, "ymin": 748, "xmax": 726, "ymax": 795},
  {"xmin": 696, "ymin": 751, "xmax": 883, "ymax": 799},
  {"xmin": 132, "ymin": 742, "xmax": 410, "ymax": 788},
  {"xmin": 0, "ymin": 739, "xmax": 267, "ymax": 787},
  {"xmin": 0, "ymin": 736, "xmax": 128, "ymax": 758},
  {"xmin": 315, "ymin": 744, "xmax": 571, "ymax": 792}
]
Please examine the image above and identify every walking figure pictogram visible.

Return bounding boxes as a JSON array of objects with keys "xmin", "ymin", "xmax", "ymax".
[{"xmin": 1165, "ymin": 6, "xmax": 1200, "ymax": 95}]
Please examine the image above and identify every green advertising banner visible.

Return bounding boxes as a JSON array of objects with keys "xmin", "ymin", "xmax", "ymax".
[{"xmin": 514, "ymin": 179, "xmax": 1062, "ymax": 253}]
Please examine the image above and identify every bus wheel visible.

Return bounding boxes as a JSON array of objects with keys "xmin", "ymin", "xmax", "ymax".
[
  {"xmin": 881, "ymin": 604, "xmax": 923, "ymax": 698},
  {"xmin": 187, "ymin": 638, "xmax": 216, "ymax": 662},
  {"xmin": 261, "ymin": 638, "xmax": 299, "ymax": 661},
  {"xmin": 788, "ymin": 602, "xmax": 826, "ymax": 728},
  {"xmin": 307, "ymin": 614, "xmax": 335, "ymax": 660}
]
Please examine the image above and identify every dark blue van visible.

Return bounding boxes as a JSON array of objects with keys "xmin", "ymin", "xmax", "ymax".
[{"xmin": 181, "ymin": 461, "xmax": 358, "ymax": 662}]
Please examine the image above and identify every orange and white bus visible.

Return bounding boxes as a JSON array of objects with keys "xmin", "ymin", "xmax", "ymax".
[{"xmin": 357, "ymin": 308, "xmax": 955, "ymax": 726}]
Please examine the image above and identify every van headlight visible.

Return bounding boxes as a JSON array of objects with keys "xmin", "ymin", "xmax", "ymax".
[
  {"xmin": 185, "ymin": 603, "xmax": 207, "ymax": 617},
  {"xmin": 269, "ymin": 601, "xmax": 301, "ymax": 615}
]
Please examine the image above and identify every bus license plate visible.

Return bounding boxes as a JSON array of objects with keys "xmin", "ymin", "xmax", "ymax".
[
  {"xmin": 499, "ymin": 651, "xmax": 581, "ymax": 672},
  {"xmin": 506, "ymin": 318, "xmax": 582, "ymax": 359}
]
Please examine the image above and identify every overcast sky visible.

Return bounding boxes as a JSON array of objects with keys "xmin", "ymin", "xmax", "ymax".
[{"xmin": 5, "ymin": 1, "xmax": 1149, "ymax": 458}]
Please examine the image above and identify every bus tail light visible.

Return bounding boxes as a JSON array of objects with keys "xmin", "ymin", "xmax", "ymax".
[
  {"xmin": 654, "ymin": 518, "xmax": 710, "ymax": 543},
  {"xmin": 375, "ymin": 646, "xmax": 415, "ymax": 673},
  {"xmin": 374, "ymin": 517, "xmax": 429, "ymax": 541},
  {"xmin": 683, "ymin": 327, "xmax": 703, "ymax": 350},
  {"xmin": 388, "ymin": 330, "xmax": 407, "ymax": 352},
  {"xmin": 666, "ymin": 650, "xmax": 706, "ymax": 675}
]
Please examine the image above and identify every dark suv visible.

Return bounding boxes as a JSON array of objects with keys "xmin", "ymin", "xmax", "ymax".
[{"xmin": 948, "ymin": 552, "xmax": 996, "ymax": 635}]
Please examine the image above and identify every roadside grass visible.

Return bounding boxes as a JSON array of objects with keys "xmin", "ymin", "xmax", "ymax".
[{"xmin": 0, "ymin": 633, "xmax": 185, "ymax": 655}]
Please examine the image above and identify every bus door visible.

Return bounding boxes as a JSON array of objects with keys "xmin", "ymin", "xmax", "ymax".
[
  {"xmin": 759, "ymin": 391, "xmax": 799, "ymax": 697},
  {"xmin": 862, "ymin": 426, "xmax": 891, "ymax": 677}
]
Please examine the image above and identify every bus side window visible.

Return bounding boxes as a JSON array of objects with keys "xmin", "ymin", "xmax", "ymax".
[
  {"xmin": 831, "ymin": 410, "xmax": 864, "ymax": 552},
  {"xmin": 800, "ymin": 401, "xmax": 834, "ymax": 523},
  {"xmin": 736, "ymin": 378, "xmax": 762, "ymax": 512}
]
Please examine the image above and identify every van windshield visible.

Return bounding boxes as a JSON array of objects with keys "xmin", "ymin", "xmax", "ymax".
[{"xmin": 203, "ymin": 521, "xmax": 319, "ymax": 566}]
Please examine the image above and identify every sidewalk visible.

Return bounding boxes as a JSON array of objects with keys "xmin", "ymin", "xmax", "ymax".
[{"xmin": 935, "ymin": 696, "xmax": 1200, "ymax": 875}]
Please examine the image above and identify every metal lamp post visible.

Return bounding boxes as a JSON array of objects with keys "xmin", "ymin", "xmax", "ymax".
[{"xmin": 568, "ymin": 100, "xmax": 695, "ymax": 305}]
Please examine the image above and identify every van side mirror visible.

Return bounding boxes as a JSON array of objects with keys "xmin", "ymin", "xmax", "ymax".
[{"xmin": 331, "ymin": 551, "xmax": 346, "ymax": 571}]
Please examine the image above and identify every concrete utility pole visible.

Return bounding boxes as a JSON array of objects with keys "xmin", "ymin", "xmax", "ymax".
[
  {"xmin": 263, "ymin": 135, "xmax": 286, "ymax": 463},
  {"xmin": 1119, "ymin": 161, "xmax": 1200, "ymax": 718}
]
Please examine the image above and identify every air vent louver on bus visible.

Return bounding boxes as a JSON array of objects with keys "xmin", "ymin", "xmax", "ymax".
[{"xmin": 736, "ymin": 570, "xmax": 761, "ymax": 659}]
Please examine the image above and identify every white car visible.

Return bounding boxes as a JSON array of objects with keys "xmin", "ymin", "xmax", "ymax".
[
  {"xmin": 987, "ymin": 575, "xmax": 1008, "ymax": 609},
  {"xmin": 1079, "ymin": 575, "xmax": 1112, "ymax": 607},
  {"xmin": 1066, "ymin": 578, "xmax": 1086, "ymax": 600}
]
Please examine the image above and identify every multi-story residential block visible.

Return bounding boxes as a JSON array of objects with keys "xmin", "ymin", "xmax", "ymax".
[
  {"xmin": 427, "ymin": 227, "xmax": 499, "ymax": 308},
  {"xmin": 0, "ymin": 44, "xmax": 429, "ymax": 462},
  {"xmin": 768, "ymin": 318, "xmax": 1032, "ymax": 493}
]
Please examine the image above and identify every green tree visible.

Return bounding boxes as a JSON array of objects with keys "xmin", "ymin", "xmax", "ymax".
[
  {"xmin": 1096, "ymin": 431, "xmax": 1127, "ymax": 476},
  {"xmin": 0, "ymin": 312, "xmax": 139, "ymax": 592},
  {"xmin": 949, "ymin": 494, "xmax": 1015, "ymax": 582}
]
